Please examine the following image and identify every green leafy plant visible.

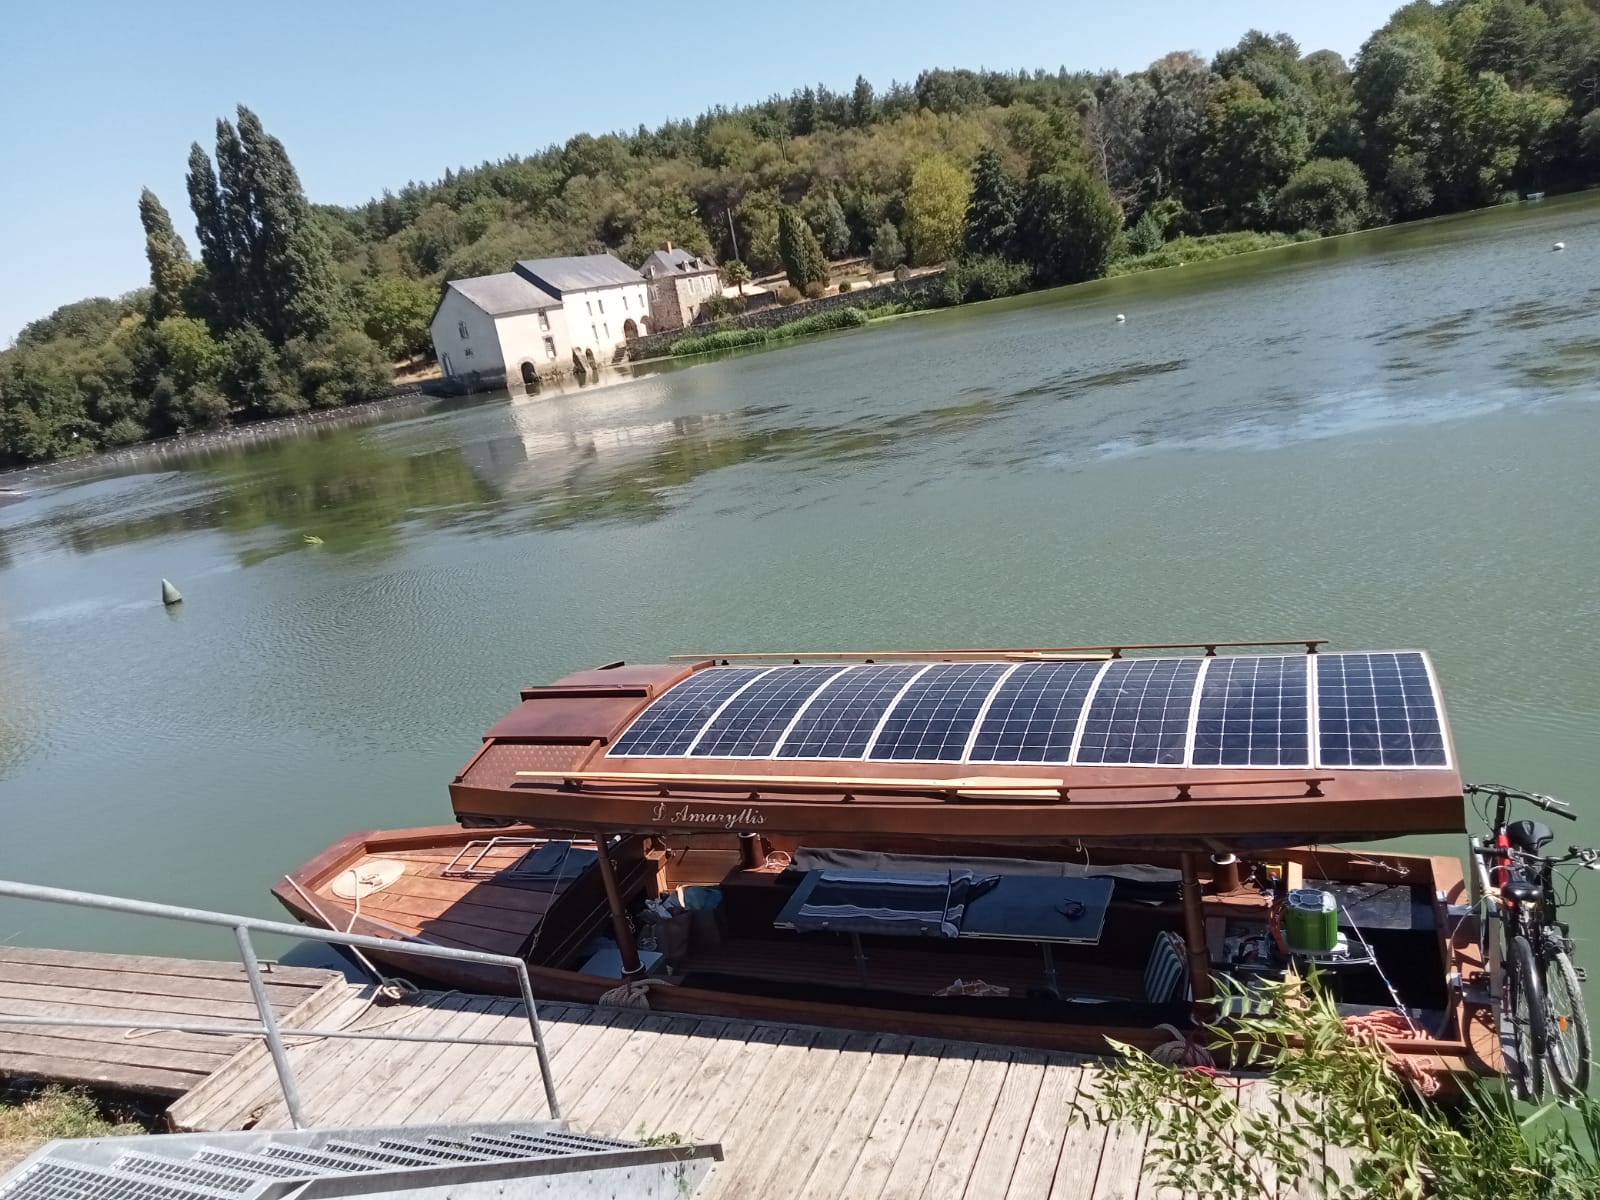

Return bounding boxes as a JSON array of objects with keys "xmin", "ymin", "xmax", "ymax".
[{"xmin": 1074, "ymin": 973, "xmax": 1600, "ymax": 1199}]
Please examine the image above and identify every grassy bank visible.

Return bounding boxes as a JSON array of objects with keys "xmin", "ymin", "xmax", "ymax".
[
  {"xmin": 670, "ymin": 307, "xmax": 870, "ymax": 356},
  {"xmin": 0, "ymin": 1087, "xmax": 145, "ymax": 1172},
  {"xmin": 1107, "ymin": 229, "xmax": 1322, "ymax": 276}
]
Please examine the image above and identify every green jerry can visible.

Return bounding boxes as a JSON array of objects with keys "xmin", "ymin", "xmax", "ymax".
[{"xmin": 1284, "ymin": 888, "xmax": 1339, "ymax": 954}]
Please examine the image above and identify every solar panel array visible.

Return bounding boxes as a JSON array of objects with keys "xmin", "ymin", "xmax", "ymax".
[{"xmin": 606, "ymin": 652, "xmax": 1450, "ymax": 768}]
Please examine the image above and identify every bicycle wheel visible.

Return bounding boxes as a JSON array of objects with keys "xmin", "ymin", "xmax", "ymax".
[
  {"xmin": 1509, "ymin": 934, "xmax": 1548, "ymax": 1100},
  {"xmin": 1540, "ymin": 940, "xmax": 1591, "ymax": 1096}
]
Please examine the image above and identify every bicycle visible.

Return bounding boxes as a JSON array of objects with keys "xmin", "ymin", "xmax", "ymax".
[{"xmin": 1467, "ymin": 783, "xmax": 1598, "ymax": 1100}]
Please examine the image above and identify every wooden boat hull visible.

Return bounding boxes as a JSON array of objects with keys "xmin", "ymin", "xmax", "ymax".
[{"xmin": 273, "ymin": 826, "xmax": 1500, "ymax": 1089}]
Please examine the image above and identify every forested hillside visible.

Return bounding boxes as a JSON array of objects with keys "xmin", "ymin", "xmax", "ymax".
[{"xmin": 5, "ymin": 0, "xmax": 1600, "ymax": 467}]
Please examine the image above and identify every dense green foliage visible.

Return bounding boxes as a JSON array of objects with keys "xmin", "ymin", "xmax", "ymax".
[
  {"xmin": 776, "ymin": 207, "xmax": 829, "ymax": 288},
  {"xmin": 671, "ymin": 307, "xmax": 869, "ymax": 356},
  {"xmin": 1080, "ymin": 973, "xmax": 1600, "ymax": 1198},
  {"xmin": 8, "ymin": 0, "xmax": 1600, "ymax": 465}
]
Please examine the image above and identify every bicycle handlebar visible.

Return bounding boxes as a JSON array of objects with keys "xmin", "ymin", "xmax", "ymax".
[{"xmin": 1466, "ymin": 782, "xmax": 1579, "ymax": 821}]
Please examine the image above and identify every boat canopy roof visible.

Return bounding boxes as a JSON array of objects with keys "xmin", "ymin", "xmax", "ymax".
[{"xmin": 448, "ymin": 642, "xmax": 1465, "ymax": 847}]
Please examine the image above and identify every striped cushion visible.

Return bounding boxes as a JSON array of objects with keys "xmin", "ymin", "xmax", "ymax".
[{"xmin": 1143, "ymin": 930, "xmax": 1193, "ymax": 1004}]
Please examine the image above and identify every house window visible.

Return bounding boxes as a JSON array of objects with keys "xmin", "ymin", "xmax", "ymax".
[
  {"xmin": 622, "ymin": 294, "xmax": 629, "ymax": 311},
  {"xmin": 604, "ymin": 322, "xmax": 610, "ymax": 338},
  {"xmin": 463, "ymin": 347, "xmax": 474, "ymax": 358},
  {"xmin": 538, "ymin": 311, "xmax": 549, "ymax": 330},
  {"xmin": 458, "ymin": 320, "xmax": 469, "ymax": 339},
  {"xmin": 592, "ymin": 325, "xmax": 599, "ymax": 342},
  {"xmin": 544, "ymin": 336, "xmax": 556, "ymax": 359},
  {"xmin": 597, "ymin": 298, "xmax": 605, "ymax": 314},
  {"xmin": 586, "ymin": 300, "xmax": 592, "ymax": 315}
]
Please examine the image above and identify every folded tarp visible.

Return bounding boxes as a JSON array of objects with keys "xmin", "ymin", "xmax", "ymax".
[
  {"xmin": 787, "ymin": 846, "xmax": 1181, "ymax": 900},
  {"xmin": 779, "ymin": 868, "xmax": 1001, "ymax": 938}
]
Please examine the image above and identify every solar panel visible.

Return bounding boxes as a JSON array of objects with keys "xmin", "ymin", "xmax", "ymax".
[
  {"xmin": 1315, "ymin": 651, "xmax": 1447, "ymax": 768},
  {"xmin": 867, "ymin": 663, "xmax": 1013, "ymax": 761},
  {"xmin": 1191, "ymin": 655, "xmax": 1310, "ymax": 767},
  {"xmin": 968, "ymin": 661, "xmax": 1105, "ymax": 763},
  {"xmin": 775, "ymin": 664, "xmax": 924, "ymax": 759},
  {"xmin": 1075, "ymin": 657, "xmax": 1204, "ymax": 765},
  {"xmin": 689, "ymin": 665, "xmax": 851, "ymax": 757},
  {"xmin": 607, "ymin": 667, "xmax": 768, "ymax": 757}
]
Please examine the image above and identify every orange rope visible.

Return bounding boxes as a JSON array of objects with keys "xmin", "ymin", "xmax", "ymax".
[{"xmin": 1342, "ymin": 1009, "xmax": 1439, "ymax": 1096}]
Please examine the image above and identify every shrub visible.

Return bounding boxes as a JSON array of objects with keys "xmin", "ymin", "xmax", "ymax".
[
  {"xmin": 803, "ymin": 281, "xmax": 827, "ymax": 300},
  {"xmin": 775, "ymin": 284, "xmax": 802, "ymax": 305},
  {"xmin": 698, "ymin": 294, "xmax": 746, "ymax": 321},
  {"xmin": 1126, "ymin": 211, "xmax": 1166, "ymax": 256},
  {"xmin": 870, "ymin": 221, "xmax": 907, "ymax": 270},
  {"xmin": 838, "ymin": 281, "xmax": 852, "ymax": 293},
  {"xmin": 937, "ymin": 255, "xmax": 1031, "ymax": 305},
  {"xmin": 893, "ymin": 264, "xmax": 911, "ymax": 282},
  {"xmin": 1275, "ymin": 157, "xmax": 1369, "ymax": 235},
  {"xmin": 671, "ymin": 308, "xmax": 866, "ymax": 357},
  {"xmin": 1017, "ymin": 166, "xmax": 1123, "ymax": 286}
]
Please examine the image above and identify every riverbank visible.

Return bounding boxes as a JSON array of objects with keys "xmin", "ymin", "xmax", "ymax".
[{"xmin": 0, "ymin": 1088, "xmax": 145, "ymax": 1172}]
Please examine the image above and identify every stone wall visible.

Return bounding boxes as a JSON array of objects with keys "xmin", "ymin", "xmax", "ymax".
[{"xmin": 624, "ymin": 272, "xmax": 944, "ymax": 361}]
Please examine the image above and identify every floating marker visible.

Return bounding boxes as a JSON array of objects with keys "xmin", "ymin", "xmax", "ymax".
[
  {"xmin": 1115, "ymin": 313, "xmax": 1127, "ymax": 323},
  {"xmin": 1553, "ymin": 241, "xmax": 1566, "ymax": 251},
  {"xmin": 160, "ymin": 579, "xmax": 183, "ymax": 606}
]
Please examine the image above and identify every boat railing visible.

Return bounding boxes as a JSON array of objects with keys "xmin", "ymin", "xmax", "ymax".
[
  {"xmin": 669, "ymin": 638, "xmax": 1327, "ymax": 662},
  {"xmin": 0, "ymin": 877, "xmax": 562, "ymax": 1128},
  {"xmin": 511, "ymin": 768, "xmax": 1336, "ymax": 802}
]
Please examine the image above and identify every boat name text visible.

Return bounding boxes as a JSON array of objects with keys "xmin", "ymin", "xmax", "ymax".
[{"xmin": 650, "ymin": 802, "xmax": 767, "ymax": 829}]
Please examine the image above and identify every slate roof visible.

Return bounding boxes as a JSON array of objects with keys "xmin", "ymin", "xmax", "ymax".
[
  {"xmin": 639, "ymin": 247, "xmax": 719, "ymax": 278},
  {"xmin": 448, "ymin": 272, "xmax": 560, "ymax": 316},
  {"xmin": 514, "ymin": 254, "xmax": 643, "ymax": 294}
]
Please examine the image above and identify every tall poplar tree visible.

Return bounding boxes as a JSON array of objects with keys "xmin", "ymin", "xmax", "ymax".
[
  {"xmin": 185, "ymin": 143, "xmax": 239, "ymax": 328},
  {"xmin": 138, "ymin": 189, "xmax": 194, "ymax": 321}
]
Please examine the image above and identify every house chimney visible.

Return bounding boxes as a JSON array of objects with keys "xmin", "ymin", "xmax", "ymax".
[{"xmin": 661, "ymin": 241, "xmax": 672, "ymax": 252}]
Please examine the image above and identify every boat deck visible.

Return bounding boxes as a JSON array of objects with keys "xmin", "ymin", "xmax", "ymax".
[
  {"xmin": 170, "ymin": 983, "xmax": 1342, "ymax": 1199},
  {"xmin": 0, "ymin": 946, "xmax": 343, "ymax": 1097}
]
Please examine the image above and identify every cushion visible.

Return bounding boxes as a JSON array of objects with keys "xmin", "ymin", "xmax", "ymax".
[{"xmin": 1143, "ymin": 930, "xmax": 1193, "ymax": 1004}]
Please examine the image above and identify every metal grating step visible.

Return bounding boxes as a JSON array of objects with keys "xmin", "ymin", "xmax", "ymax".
[
  {"xmin": 421, "ymin": 1137, "xmax": 532, "ymax": 1160},
  {"xmin": 258, "ymin": 1147, "xmax": 378, "ymax": 1174},
  {"xmin": 466, "ymin": 1134, "xmax": 580, "ymax": 1159},
  {"xmin": 189, "ymin": 1153, "xmax": 319, "ymax": 1181},
  {"xmin": 107, "ymin": 1157, "xmax": 257, "ymax": 1195},
  {"xmin": 496, "ymin": 1129, "xmax": 638, "ymax": 1154},
  {"xmin": 319, "ymin": 1143, "xmax": 441, "ymax": 1170},
  {"xmin": 374, "ymin": 1140, "xmax": 495, "ymax": 1164},
  {"xmin": 1, "ymin": 1162, "xmax": 219, "ymax": 1200}
]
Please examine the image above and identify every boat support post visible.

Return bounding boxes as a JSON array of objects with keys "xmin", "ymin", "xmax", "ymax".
[
  {"xmin": 597, "ymin": 836, "xmax": 646, "ymax": 979},
  {"xmin": 1180, "ymin": 852, "xmax": 1216, "ymax": 1019}
]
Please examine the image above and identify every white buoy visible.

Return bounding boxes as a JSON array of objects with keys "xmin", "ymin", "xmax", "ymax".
[
  {"xmin": 1115, "ymin": 313, "xmax": 1127, "ymax": 323},
  {"xmin": 1553, "ymin": 241, "xmax": 1566, "ymax": 251},
  {"xmin": 160, "ymin": 579, "xmax": 183, "ymax": 606}
]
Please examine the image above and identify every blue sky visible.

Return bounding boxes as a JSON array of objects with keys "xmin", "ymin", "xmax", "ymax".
[{"xmin": 0, "ymin": 0, "xmax": 1404, "ymax": 342}]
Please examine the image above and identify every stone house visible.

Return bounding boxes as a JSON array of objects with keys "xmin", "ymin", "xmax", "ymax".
[
  {"xmin": 430, "ymin": 254, "xmax": 650, "ymax": 389},
  {"xmin": 638, "ymin": 243, "xmax": 721, "ymax": 332}
]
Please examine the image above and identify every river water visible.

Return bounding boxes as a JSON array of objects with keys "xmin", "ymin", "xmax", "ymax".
[{"xmin": 2, "ymin": 197, "xmax": 1598, "ymax": 973}]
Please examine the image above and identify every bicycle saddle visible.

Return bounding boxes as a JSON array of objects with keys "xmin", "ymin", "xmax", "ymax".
[
  {"xmin": 1507, "ymin": 819, "xmax": 1554, "ymax": 853},
  {"xmin": 1502, "ymin": 879, "xmax": 1542, "ymax": 904}
]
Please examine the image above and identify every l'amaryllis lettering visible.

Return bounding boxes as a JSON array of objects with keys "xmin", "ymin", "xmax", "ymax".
[{"xmin": 649, "ymin": 801, "xmax": 767, "ymax": 829}]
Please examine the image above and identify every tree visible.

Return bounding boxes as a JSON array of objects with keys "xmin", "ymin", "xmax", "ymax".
[
  {"xmin": 186, "ymin": 142, "xmax": 240, "ymax": 328},
  {"xmin": 776, "ymin": 206, "xmax": 828, "ymax": 288},
  {"xmin": 138, "ymin": 189, "xmax": 194, "ymax": 322},
  {"xmin": 219, "ymin": 324, "xmax": 299, "ymax": 417},
  {"xmin": 1197, "ymin": 77, "xmax": 1310, "ymax": 223},
  {"xmin": 357, "ymin": 275, "xmax": 436, "ymax": 359},
  {"xmin": 814, "ymin": 193, "xmax": 851, "ymax": 258},
  {"xmin": 1275, "ymin": 157, "xmax": 1369, "ymax": 233},
  {"xmin": 850, "ymin": 75, "xmax": 876, "ymax": 127},
  {"xmin": 721, "ymin": 259, "xmax": 751, "ymax": 295},
  {"xmin": 963, "ymin": 147, "xmax": 1020, "ymax": 257},
  {"xmin": 152, "ymin": 316, "xmax": 224, "ymax": 395},
  {"xmin": 869, "ymin": 221, "xmax": 906, "ymax": 270},
  {"xmin": 904, "ymin": 156, "xmax": 971, "ymax": 265},
  {"xmin": 1017, "ymin": 166, "xmax": 1123, "ymax": 285},
  {"xmin": 1126, "ymin": 209, "xmax": 1166, "ymax": 255}
]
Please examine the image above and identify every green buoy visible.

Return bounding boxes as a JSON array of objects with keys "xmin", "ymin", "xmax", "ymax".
[{"xmin": 161, "ymin": 579, "xmax": 183, "ymax": 606}]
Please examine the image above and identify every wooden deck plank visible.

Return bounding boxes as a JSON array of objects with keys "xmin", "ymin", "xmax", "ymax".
[
  {"xmin": 397, "ymin": 998, "xmax": 523, "ymax": 1126},
  {"xmin": 356, "ymin": 996, "xmax": 500, "ymax": 1127},
  {"xmin": 879, "ymin": 1044, "xmax": 979, "ymax": 1200},
  {"xmin": 430, "ymin": 1002, "xmax": 575, "ymax": 1126},
  {"xmin": 596, "ymin": 1017, "xmax": 736, "ymax": 1140},
  {"xmin": 0, "ymin": 980, "xmax": 299, "ymax": 1021},
  {"xmin": 564, "ymin": 1012, "xmax": 693, "ymax": 1132},
  {"xmin": 1086, "ymin": 1113, "xmax": 1147, "ymax": 1200},
  {"xmin": 0, "ymin": 961, "xmax": 323, "ymax": 1006},
  {"xmin": 647, "ymin": 1023, "xmax": 787, "ymax": 1143},
  {"xmin": 742, "ymin": 1030, "xmax": 880, "ymax": 1200},
  {"xmin": 1049, "ymin": 1068, "xmax": 1115, "ymax": 1200},
  {"xmin": 546, "ymin": 1009, "xmax": 638, "ymax": 1115},
  {"xmin": 0, "ymin": 947, "xmax": 333, "ymax": 988},
  {"xmin": 328, "ymin": 892, "xmax": 542, "ymax": 937},
  {"xmin": 0, "ymin": 1050, "xmax": 202, "ymax": 1097},
  {"xmin": 839, "ymin": 1038, "xmax": 948, "ymax": 1197},
  {"xmin": 1004, "ymin": 1058, "xmax": 1083, "ymax": 1200},
  {"xmin": 696, "ymin": 1027, "xmax": 823, "ymax": 1200},
  {"xmin": 0, "ymin": 1031, "xmax": 228, "ymax": 1075},
  {"xmin": 961, "ymin": 1049, "xmax": 1049, "ymax": 1200},
  {"xmin": 920, "ymin": 1044, "xmax": 1016, "ymax": 1200},
  {"xmin": 464, "ymin": 1004, "xmax": 594, "ymax": 1124},
  {"xmin": 794, "ymin": 1034, "xmax": 912, "ymax": 1200},
  {"xmin": 352, "ymin": 873, "xmax": 557, "ymax": 915}
]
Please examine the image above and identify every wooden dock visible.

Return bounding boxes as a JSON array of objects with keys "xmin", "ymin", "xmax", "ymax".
[
  {"xmin": 0, "ymin": 946, "xmax": 344, "ymax": 1097},
  {"xmin": 170, "ymin": 984, "xmax": 1333, "ymax": 1199}
]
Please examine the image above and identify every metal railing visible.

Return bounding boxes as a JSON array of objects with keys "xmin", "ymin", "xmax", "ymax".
[{"xmin": 0, "ymin": 879, "xmax": 561, "ymax": 1128}]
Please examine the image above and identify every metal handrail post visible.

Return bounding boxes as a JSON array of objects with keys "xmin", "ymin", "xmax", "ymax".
[
  {"xmin": 234, "ymin": 924, "xmax": 306, "ymax": 1129},
  {"xmin": 513, "ymin": 963, "xmax": 561, "ymax": 1120}
]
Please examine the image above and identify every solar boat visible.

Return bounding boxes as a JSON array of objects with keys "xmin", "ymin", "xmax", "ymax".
[{"xmin": 275, "ymin": 640, "xmax": 1504, "ymax": 1090}]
